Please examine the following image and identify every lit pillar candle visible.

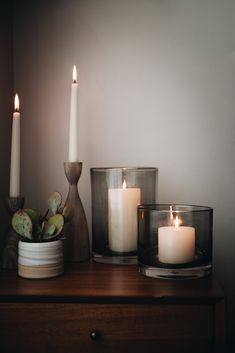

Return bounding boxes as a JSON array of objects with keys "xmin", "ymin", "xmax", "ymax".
[
  {"xmin": 158, "ymin": 216, "xmax": 195, "ymax": 264},
  {"xmin": 108, "ymin": 180, "xmax": 141, "ymax": 252},
  {"xmin": 9, "ymin": 94, "xmax": 20, "ymax": 197},
  {"xmin": 68, "ymin": 65, "xmax": 79, "ymax": 162}
]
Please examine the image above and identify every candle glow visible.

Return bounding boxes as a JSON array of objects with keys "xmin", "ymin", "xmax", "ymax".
[
  {"xmin": 174, "ymin": 215, "xmax": 181, "ymax": 230},
  {"xmin": 14, "ymin": 94, "xmax": 20, "ymax": 112},
  {"xmin": 73, "ymin": 65, "xmax": 77, "ymax": 83},
  {"xmin": 170, "ymin": 205, "xmax": 173, "ymax": 221}
]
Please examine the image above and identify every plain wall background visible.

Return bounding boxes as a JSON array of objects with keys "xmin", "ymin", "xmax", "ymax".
[
  {"xmin": 0, "ymin": 3, "xmax": 13, "ymax": 252},
  {"xmin": 10, "ymin": 0, "xmax": 235, "ymax": 349}
]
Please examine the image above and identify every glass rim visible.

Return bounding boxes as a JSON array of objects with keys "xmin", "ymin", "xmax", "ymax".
[
  {"xmin": 137, "ymin": 204, "xmax": 213, "ymax": 212},
  {"xmin": 90, "ymin": 166, "xmax": 158, "ymax": 172}
]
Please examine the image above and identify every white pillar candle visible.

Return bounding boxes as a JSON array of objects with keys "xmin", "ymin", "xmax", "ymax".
[
  {"xmin": 108, "ymin": 181, "xmax": 140, "ymax": 252},
  {"xmin": 9, "ymin": 94, "xmax": 20, "ymax": 197},
  {"xmin": 158, "ymin": 216, "xmax": 195, "ymax": 264},
  {"xmin": 68, "ymin": 65, "xmax": 79, "ymax": 162}
]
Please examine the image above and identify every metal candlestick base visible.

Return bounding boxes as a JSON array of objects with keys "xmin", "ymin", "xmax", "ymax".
[
  {"xmin": 1, "ymin": 197, "xmax": 24, "ymax": 269},
  {"xmin": 64, "ymin": 162, "xmax": 90, "ymax": 262}
]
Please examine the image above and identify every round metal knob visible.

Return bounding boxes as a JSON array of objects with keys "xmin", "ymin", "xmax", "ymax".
[{"xmin": 90, "ymin": 330, "xmax": 100, "ymax": 340}]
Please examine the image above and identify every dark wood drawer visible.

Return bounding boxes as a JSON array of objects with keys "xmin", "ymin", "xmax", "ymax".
[{"xmin": 0, "ymin": 303, "xmax": 213, "ymax": 353}]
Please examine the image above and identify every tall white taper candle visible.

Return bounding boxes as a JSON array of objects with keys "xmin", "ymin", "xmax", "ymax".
[
  {"xmin": 68, "ymin": 65, "xmax": 79, "ymax": 162},
  {"xmin": 9, "ymin": 94, "xmax": 20, "ymax": 197}
]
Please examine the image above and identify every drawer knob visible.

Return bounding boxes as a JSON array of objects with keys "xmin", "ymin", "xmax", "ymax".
[{"xmin": 90, "ymin": 330, "xmax": 100, "ymax": 340}]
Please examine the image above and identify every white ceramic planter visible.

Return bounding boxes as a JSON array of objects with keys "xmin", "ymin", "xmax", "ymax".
[{"xmin": 18, "ymin": 240, "xmax": 64, "ymax": 279}]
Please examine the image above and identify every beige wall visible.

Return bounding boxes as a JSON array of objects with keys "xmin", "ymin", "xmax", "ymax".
[
  {"xmin": 0, "ymin": 4, "xmax": 13, "ymax": 251},
  {"xmin": 12, "ymin": 0, "xmax": 235, "ymax": 348}
]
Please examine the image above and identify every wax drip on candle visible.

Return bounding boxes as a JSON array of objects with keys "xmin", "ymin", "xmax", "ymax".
[
  {"xmin": 73, "ymin": 65, "xmax": 77, "ymax": 83},
  {"xmin": 14, "ymin": 94, "xmax": 20, "ymax": 112}
]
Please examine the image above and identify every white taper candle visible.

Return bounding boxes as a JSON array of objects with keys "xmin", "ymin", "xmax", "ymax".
[
  {"xmin": 68, "ymin": 65, "xmax": 79, "ymax": 162},
  {"xmin": 9, "ymin": 94, "xmax": 20, "ymax": 197}
]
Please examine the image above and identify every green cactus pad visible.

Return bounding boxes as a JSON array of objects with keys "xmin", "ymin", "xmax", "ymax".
[
  {"xmin": 48, "ymin": 192, "xmax": 62, "ymax": 215},
  {"xmin": 24, "ymin": 208, "xmax": 41, "ymax": 224},
  {"xmin": 43, "ymin": 214, "xmax": 64, "ymax": 238},
  {"xmin": 42, "ymin": 224, "xmax": 56, "ymax": 239},
  {"xmin": 12, "ymin": 210, "xmax": 33, "ymax": 240},
  {"xmin": 62, "ymin": 204, "xmax": 74, "ymax": 223}
]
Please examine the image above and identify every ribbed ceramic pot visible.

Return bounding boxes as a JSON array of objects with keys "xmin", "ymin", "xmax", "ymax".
[{"xmin": 18, "ymin": 240, "xmax": 64, "ymax": 279}]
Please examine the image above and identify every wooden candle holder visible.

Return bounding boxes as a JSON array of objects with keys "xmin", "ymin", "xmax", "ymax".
[
  {"xmin": 64, "ymin": 162, "xmax": 90, "ymax": 262},
  {"xmin": 1, "ymin": 197, "xmax": 24, "ymax": 269}
]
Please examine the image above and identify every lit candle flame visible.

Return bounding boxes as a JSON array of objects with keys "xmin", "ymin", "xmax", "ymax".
[
  {"xmin": 122, "ymin": 180, "xmax": 127, "ymax": 189},
  {"xmin": 14, "ymin": 94, "xmax": 20, "ymax": 112},
  {"xmin": 72, "ymin": 65, "xmax": 77, "ymax": 83},
  {"xmin": 174, "ymin": 216, "xmax": 181, "ymax": 230},
  {"xmin": 170, "ymin": 205, "xmax": 173, "ymax": 220}
]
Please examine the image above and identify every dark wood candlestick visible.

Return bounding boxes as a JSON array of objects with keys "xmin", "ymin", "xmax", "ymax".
[
  {"xmin": 64, "ymin": 162, "xmax": 90, "ymax": 262},
  {"xmin": 1, "ymin": 197, "xmax": 24, "ymax": 269}
]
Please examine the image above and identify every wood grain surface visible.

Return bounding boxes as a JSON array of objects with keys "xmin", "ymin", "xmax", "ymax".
[
  {"xmin": 0, "ymin": 261, "xmax": 224, "ymax": 303},
  {"xmin": 0, "ymin": 302, "xmax": 213, "ymax": 353},
  {"xmin": 0, "ymin": 261, "xmax": 225, "ymax": 353}
]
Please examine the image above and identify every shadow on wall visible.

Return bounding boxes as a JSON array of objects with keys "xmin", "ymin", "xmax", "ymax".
[{"xmin": 0, "ymin": 3, "xmax": 13, "ymax": 258}]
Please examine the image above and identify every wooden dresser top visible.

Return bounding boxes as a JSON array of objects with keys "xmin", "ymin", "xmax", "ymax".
[{"xmin": 0, "ymin": 261, "xmax": 224, "ymax": 304}]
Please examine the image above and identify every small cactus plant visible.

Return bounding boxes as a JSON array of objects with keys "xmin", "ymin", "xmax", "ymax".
[{"xmin": 12, "ymin": 192, "xmax": 73, "ymax": 242}]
